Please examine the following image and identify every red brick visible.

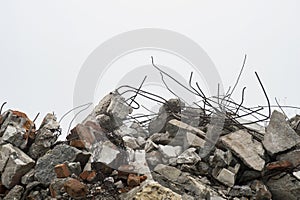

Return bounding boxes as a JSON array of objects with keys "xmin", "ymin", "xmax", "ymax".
[
  {"xmin": 80, "ymin": 170, "xmax": 97, "ymax": 182},
  {"xmin": 266, "ymin": 160, "xmax": 293, "ymax": 171},
  {"xmin": 64, "ymin": 178, "xmax": 88, "ymax": 199},
  {"xmin": 54, "ymin": 163, "xmax": 71, "ymax": 178},
  {"xmin": 70, "ymin": 139, "xmax": 86, "ymax": 149},
  {"xmin": 127, "ymin": 174, "xmax": 140, "ymax": 187},
  {"xmin": 139, "ymin": 175, "xmax": 147, "ymax": 183}
]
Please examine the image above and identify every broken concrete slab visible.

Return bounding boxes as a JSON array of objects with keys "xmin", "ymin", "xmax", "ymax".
[
  {"xmin": 3, "ymin": 185, "xmax": 24, "ymax": 200},
  {"xmin": 91, "ymin": 140, "xmax": 123, "ymax": 167},
  {"xmin": 221, "ymin": 130, "xmax": 265, "ymax": 171},
  {"xmin": 176, "ymin": 148, "xmax": 201, "ymax": 164},
  {"xmin": 0, "ymin": 143, "xmax": 35, "ymax": 189},
  {"xmin": 216, "ymin": 168, "xmax": 236, "ymax": 187},
  {"xmin": 35, "ymin": 144, "xmax": 90, "ymax": 185},
  {"xmin": 123, "ymin": 136, "xmax": 140, "ymax": 150},
  {"xmin": 263, "ymin": 110, "xmax": 300, "ymax": 156},
  {"xmin": 0, "ymin": 110, "xmax": 35, "ymax": 150},
  {"xmin": 154, "ymin": 164, "xmax": 182, "ymax": 182},
  {"xmin": 158, "ymin": 145, "xmax": 182, "ymax": 162},
  {"xmin": 266, "ymin": 172, "xmax": 300, "ymax": 200},
  {"xmin": 28, "ymin": 114, "xmax": 59, "ymax": 159}
]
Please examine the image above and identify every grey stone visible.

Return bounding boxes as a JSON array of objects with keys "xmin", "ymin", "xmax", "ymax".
[
  {"xmin": 0, "ymin": 110, "xmax": 35, "ymax": 149},
  {"xmin": 115, "ymin": 125, "xmax": 137, "ymax": 137},
  {"xmin": 250, "ymin": 180, "xmax": 272, "ymax": 200},
  {"xmin": 276, "ymin": 149, "xmax": 300, "ymax": 167},
  {"xmin": 215, "ymin": 168, "xmax": 236, "ymax": 187},
  {"xmin": 38, "ymin": 113, "xmax": 60, "ymax": 131},
  {"xmin": 229, "ymin": 185, "xmax": 253, "ymax": 197},
  {"xmin": 146, "ymin": 151, "xmax": 162, "ymax": 168},
  {"xmin": 181, "ymin": 107, "xmax": 204, "ymax": 127},
  {"xmin": 130, "ymin": 122, "xmax": 147, "ymax": 138},
  {"xmin": 136, "ymin": 136, "xmax": 146, "ymax": 147},
  {"xmin": 123, "ymin": 136, "xmax": 140, "ymax": 150},
  {"xmin": 106, "ymin": 94, "xmax": 133, "ymax": 121},
  {"xmin": 93, "ymin": 93, "xmax": 114, "ymax": 116},
  {"xmin": 67, "ymin": 162, "xmax": 82, "ymax": 176},
  {"xmin": 184, "ymin": 131, "xmax": 205, "ymax": 148},
  {"xmin": 35, "ymin": 144, "xmax": 90, "ymax": 185},
  {"xmin": 154, "ymin": 164, "xmax": 182, "ymax": 182},
  {"xmin": 49, "ymin": 178, "xmax": 67, "ymax": 198},
  {"xmin": 263, "ymin": 110, "xmax": 300, "ymax": 155},
  {"xmin": 3, "ymin": 185, "xmax": 24, "ymax": 200},
  {"xmin": 266, "ymin": 173, "xmax": 300, "ymax": 200},
  {"xmin": 144, "ymin": 140, "xmax": 158, "ymax": 153},
  {"xmin": 96, "ymin": 114, "xmax": 113, "ymax": 131},
  {"xmin": 28, "ymin": 129, "xmax": 57, "ymax": 159},
  {"xmin": 185, "ymin": 176, "xmax": 225, "ymax": 199},
  {"xmin": 168, "ymin": 119, "xmax": 207, "ymax": 140},
  {"xmin": 1, "ymin": 125, "xmax": 26, "ymax": 149},
  {"xmin": 158, "ymin": 145, "xmax": 182, "ymax": 160},
  {"xmin": 149, "ymin": 132, "xmax": 172, "ymax": 145},
  {"xmin": 28, "ymin": 113, "xmax": 60, "ymax": 159},
  {"xmin": 21, "ymin": 169, "xmax": 35, "ymax": 185},
  {"xmin": 177, "ymin": 148, "xmax": 201, "ymax": 164},
  {"xmin": 148, "ymin": 112, "xmax": 168, "ymax": 135},
  {"xmin": 221, "ymin": 130, "xmax": 265, "ymax": 171},
  {"xmin": 91, "ymin": 140, "xmax": 122, "ymax": 166},
  {"xmin": 210, "ymin": 149, "xmax": 232, "ymax": 168},
  {"xmin": 289, "ymin": 114, "xmax": 300, "ymax": 134},
  {"xmin": 130, "ymin": 150, "xmax": 152, "ymax": 178},
  {"xmin": 1, "ymin": 144, "xmax": 35, "ymax": 189}
]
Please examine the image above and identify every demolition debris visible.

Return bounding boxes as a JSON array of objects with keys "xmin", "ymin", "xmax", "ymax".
[{"xmin": 0, "ymin": 60, "xmax": 300, "ymax": 199}]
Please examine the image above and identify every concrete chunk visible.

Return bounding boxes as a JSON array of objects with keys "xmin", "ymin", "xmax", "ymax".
[
  {"xmin": 221, "ymin": 130, "xmax": 265, "ymax": 171},
  {"xmin": 263, "ymin": 110, "xmax": 300, "ymax": 155},
  {"xmin": 1, "ymin": 144, "xmax": 35, "ymax": 189}
]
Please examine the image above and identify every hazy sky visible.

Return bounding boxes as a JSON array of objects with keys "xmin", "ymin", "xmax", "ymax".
[{"xmin": 1, "ymin": 1, "xmax": 299, "ymax": 138}]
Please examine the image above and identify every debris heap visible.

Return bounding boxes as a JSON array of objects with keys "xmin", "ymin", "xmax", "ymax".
[{"xmin": 0, "ymin": 92, "xmax": 300, "ymax": 200}]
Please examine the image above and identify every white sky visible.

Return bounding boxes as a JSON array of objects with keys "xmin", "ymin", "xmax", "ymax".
[{"xmin": 0, "ymin": 1, "xmax": 299, "ymax": 138}]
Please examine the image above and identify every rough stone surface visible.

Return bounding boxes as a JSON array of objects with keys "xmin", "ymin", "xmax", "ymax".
[
  {"xmin": 3, "ymin": 185, "xmax": 24, "ymax": 200},
  {"xmin": 158, "ymin": 145, "xmax": 182, "ymax": 160},
  {"xmin": 35, "ymin": 144, "xmax": 90, "ymax": 185},
  {"xmin": 263, "ymin": 110, "xmax": 300, "ymax": 155},
  {"xmin": 266, "ymin": 173, "xmax": 300, "ymax": 200},
  {"xmin": 122, "ymin": 136, "xmax": 140, "ymax": 150},
  {"xmin": 120, "ymin": 181, "xmax": 181, "ymax": 200},
  {"xmin": 276, "ymin": 149, "xmax": 300, "ymax": 167},
  {"xmin": 28, "ymin": 113, "xmax": 59, "ymax": 159},
  {"xmin": 0, "ymin": 110, "xmax": 35, "ymax": 149},
  {"xmin": 216, "ymin": 168, "xmax": 236, "ymax": 187},
  {"xmin": 91, "ymin": 140, "xmax": 123, "ymax": 167},
  {"xmin": 1, "ymin": 144, "xmax": 35, "ymax": 189},
  {"xmin": 221, "ymin": 130, "xmax": 265, "ymax": 171},
  {"xmin": 154, "ymin": 164, "xmax": 182, "ymax": 182},
  {"xmin": 49, "ymin": 178, "xmax": 67, "ymax": 198},
  {"xmin": 176, "ymin": 148, "xmax": 201, "ymax": 164},
  {"xmin": 21, "ymin": 169, "xmax": 35, "ymax": 185}
]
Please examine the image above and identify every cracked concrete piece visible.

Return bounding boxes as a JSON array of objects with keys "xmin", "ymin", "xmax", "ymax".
[
  {"xmin": 35, "ymin": 144, "xmax": 90, "ymax": 185},
  {"xmin": 1, "ymin": 144, "xmax": 35, "ymax": 189},
  {"xmin": 177, "ymin": 148, "xmax": 201, "ymax": 164},
  {"xmin": 221, "ymin": 130, "xmax": 265, "ymax": 171},
  {"xmin": 263, "ymin": 110, "xmax": 300, "ymax": 155}
]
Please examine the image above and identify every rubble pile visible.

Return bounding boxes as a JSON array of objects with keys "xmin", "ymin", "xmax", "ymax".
[{"xmin": 0, "ymin": 92, "xmax": 300, "ymax": 200}]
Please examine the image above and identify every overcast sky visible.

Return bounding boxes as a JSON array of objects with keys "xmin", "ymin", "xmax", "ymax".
[{"xmin": 0, "ymin": 1, "xmax": 299, "ymax": 138}]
